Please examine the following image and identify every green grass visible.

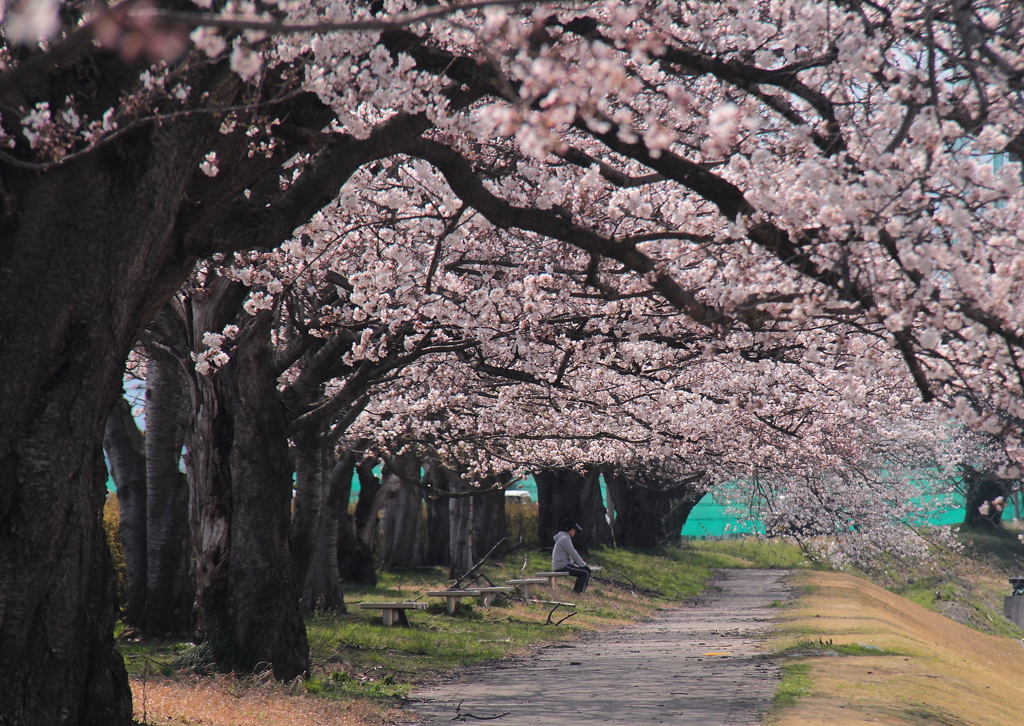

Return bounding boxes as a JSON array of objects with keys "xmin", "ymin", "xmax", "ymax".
[
  {"xmin": 306, "ymin": 607, "xmax": 575, "ymax": 676},
  {"xmin": 868, "ymin": 525, "xmax": 1024, "ymax": 639},
  {"xmin": 775, "ymin": 637, "xmax": 905, "ymax": 658},
  {"xmin": 773, "ymin": 663, "xmax": 812, "ymax": 706},
  {"xmin": 116, "ymin": 543, "xmax": 769, "ymax": 700},
  {"xmin": 684, "ymin": 537, "xmax": 812, "ymax": 569},
  {"xmin": 307, "ymin": 543, "xmax": 753, "ymax": 684},
  {"xmin": 888, "ymin": 575, "xmax": 959, "ymax": 610},
  {"xmin": 304, "ymin": 670, "xmax": 411, "ymax": 701},
  {"xmin": 112, "ymin": 538, "xmax": 819, "ymax": 707},
  {"xmin": 957, "ymin": 524, "xmax": 1024, "ymax": 576}
]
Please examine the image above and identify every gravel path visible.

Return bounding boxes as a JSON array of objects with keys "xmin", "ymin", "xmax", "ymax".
[{"xmin": 405, "ymin": 568, "xmax": 791, "ymax": 726}]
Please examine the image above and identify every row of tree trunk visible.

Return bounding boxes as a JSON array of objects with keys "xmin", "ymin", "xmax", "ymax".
[
  {"xmin": 106, "ymin": 376, "xmax": 710, "ymax": 660},
  {"xmin": 100, "ymin": 276, "xmax": 710, "ymax": 681}
]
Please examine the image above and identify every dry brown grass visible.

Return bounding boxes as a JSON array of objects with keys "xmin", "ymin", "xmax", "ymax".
[
  {"xmin": 769, "ymin": 570, "xmax": 1024, "ymax": 725},
  {"xmin": 131, "ymin": 675, "xmax": 397, "ymax": 726}
]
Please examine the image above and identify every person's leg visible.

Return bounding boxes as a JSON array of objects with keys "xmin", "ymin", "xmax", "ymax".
[{"xmin": 561, "ymin": 564, "xmax": 591, "ymax": 593}]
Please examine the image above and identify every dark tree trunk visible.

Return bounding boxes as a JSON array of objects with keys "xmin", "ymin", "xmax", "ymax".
[
  {"xmin": 604, "ymin": 466, "xmax": 705, "ymax": 547},
  {"xmin": 604, "ymin": 468, "xmax": 657, "ymax": 548},
  {"xmin": 290, "ymin": 426, "xmax": 324, "ymax": 611},
  {"xmin": 185, "ymin": 281, "xmax": 307, "ymax": 679},
  {"xmin": 140, "ymin": 346, "xmax": 193, "ymax": 637},
  {"xmin": 0, "ymin": 99, "xmax": 227, "ymax": 726},
  {"xmin": 305, "ymin": 450, "xmax": 354, "ymax": 613},
  {"xmin": 103, "ymin": 394, "xmax": 149, "ymax": 625},
  {"xmin": 578, "ymin": 467, "xmax": 613, "ymax": 550},
  {"xmin": 380, "ymin": 453, "xmax": 424, "ymax": 569},
  {"xmin": 185, "ymin": 278, "xmax": 243, "ymax": 662},
  {"xmin": 448, "ymin": 468, "xmax": 474, "ymax": 579},
  {"xmin": 660, "ymin": 492, "xmax": 705, "ymax": 545},
  {"xmin": 226, "ymin": 323, "xmax": 308, "ymax": 678},
  {"xmin": 422, "ymin": 459, "xmax": 450, "ymax": 567},
  {"xmin": 337, "ymin": 463, "xmax": 384, "ymax": 584},
  {"xmin": 0, "ymin": 40, "xmax": 358, "ymax": 721},
  {"xmin": 472, "ymin": 475, "xmax": 510, "ymax": 559},
  {"xmin": 535, "ymin": 469, "xmax": 588, "ymax": 549},
  {"xmin": 962, "ymin": 464, "xmax": 1013, "ymax": 528}
]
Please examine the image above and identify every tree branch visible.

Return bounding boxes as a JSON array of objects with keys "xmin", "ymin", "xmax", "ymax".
[{"xmin": 401, "ymin": 136, "xmax": 732, "ymax": 328}]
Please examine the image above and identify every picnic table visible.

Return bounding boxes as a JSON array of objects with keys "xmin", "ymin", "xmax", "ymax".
[
  {"xmin": 358, "ymin": 601, "xmax": 427, "ymax": 626},
  {"xmin": 426, "ymin": 589, "xmax": 481, "ymax": 614}
]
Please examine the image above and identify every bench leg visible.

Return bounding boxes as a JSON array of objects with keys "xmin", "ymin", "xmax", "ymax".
[
  {"xmin": 481, "ymin": 594, "xmax": 494, "ymax": 608},
  {"xmin": 445, "ymin": 597, "xmax": 456, "ymax": 615},
  {"xmin": 397, "ymin": 609, "xmax": 411, "ymax": 627},
  {"xmin": 523, "ymin": 584, "xmax": 534, "ymax": 599},
  {"xmin": 381, "ymin": 609, "xmax": 395, "ymax": 627},
  {"xmin": 546, "ymin": 576, "xmax": 557, "ymax": 587}
]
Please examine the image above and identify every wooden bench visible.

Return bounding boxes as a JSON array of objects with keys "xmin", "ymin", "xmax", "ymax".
[
  {"xmin": 425, "ymin": 590, "xmax": 481, "ymax": 614},
  {"xmin": 535, "ymin": 566, "xmax": 603, "ymax": 587},
  {"xmin": 358, "ymin": 601, "xmax": 427, "ymax": 626},
  {"xmin": 534, "ymin": 571, "xmax": 572, "ymax": 587},
  {"xmin": 474, "ymin": 586, "xmax": 513, "ymax": 607},
  {"xmin": 505, "ymin": 578, "xmax": 548, "ymax": 599}
]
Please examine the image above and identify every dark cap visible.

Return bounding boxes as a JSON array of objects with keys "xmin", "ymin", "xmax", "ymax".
[{"xmin": 561, "ymin": 519, "xmax": 583, "ymax": 533}]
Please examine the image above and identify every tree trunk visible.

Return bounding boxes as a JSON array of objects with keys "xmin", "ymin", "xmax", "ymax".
[
  {"xmin": 140, "ymin": 348, "xmax": 193, "ymax": 637},
  {"xmin": 185, "ymin": 282, "xmax": 307, "ymax": 678},
  {"xmin": 305, "ymin": 450, "xmax": 354, "ymax": 613},
  {"xmin": 472, "ymin": 475, "xmax": 510, "ymax": 560},
  {"xmin": 226, "ymin": 323, "xmax": 308, "ymax": 678},
  {"xmin": 290, "ymin": 426, "xmax": 324, "ymax": 612},
  {"xmin": 962, "ymin": 464, "xmax": 1012, "ymax": 528},
  {"xmin": 337, "ymin": 462, "xmax": 382, "ymax": 584},
  {"xmin": 535, "ymin": 469, "xmax": 588, "ymax": 549},
  {"xmin": 380, "ymin": 453, "xmax": 424, "ymax": 569},
  {"xmin": 448, "ymin": 469, "xmax": 475, "ymax": 579},
  {"xmin": 604, "ymin": 467, "xmax": 658, "ymax": 548},
  {"xmin": 185, "ymin": 279, "xmax": 244, "ymax": 664},
  {"xmin": 578, "ymin": 467, "xmax": 613, "ymax": 550},
  {"xmin": 422, "ymin": 459, "xmax": 450, "ymax": 567},
  {"xmin": 0, "ymin": 115, "xmax": 222, "ymax": 726},
  {"xmin": 103, "ymin": 394, "xmax": 149, "ymax": 626},
  {"xmin": 0, "ymin": 46, "xmax": 339, "ymax": 720},
  {"xmin": 660, "ymin": 491, "xmax": 705, "ymax": 545},
  {"xmin": 604, "ymin": 467, "xmax": 705, "ymax": 547}
]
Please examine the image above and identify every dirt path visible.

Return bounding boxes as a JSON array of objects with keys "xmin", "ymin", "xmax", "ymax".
[{"xmin": 405, "ymin": 569, "xmax": 791, "ymax": 726}]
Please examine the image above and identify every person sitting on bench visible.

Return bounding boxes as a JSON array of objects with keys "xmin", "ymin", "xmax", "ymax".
[{"xmin": 552, "ymin": 519, "xmax": 591, "ymax": 594}]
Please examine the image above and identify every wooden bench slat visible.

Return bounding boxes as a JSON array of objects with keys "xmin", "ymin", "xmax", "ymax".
[
  {"xmin": 426, "ymin": 590, "xmax": 482, "ymax": 614},
  {"xmin": 358, "ymin": 601, "xmax": 426, "ymax": 626},
  {"xmin": 505, "ymin": 578, "xmax": 548, "ymax": 598}
]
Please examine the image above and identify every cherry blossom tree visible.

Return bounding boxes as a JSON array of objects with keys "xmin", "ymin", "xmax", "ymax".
[{"xmin": 4, "ymin": 1, "xmax": 1024, "ymax": 723}]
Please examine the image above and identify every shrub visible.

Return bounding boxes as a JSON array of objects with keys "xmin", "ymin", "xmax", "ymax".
[{"xmin": 103, "ymin": 494, "xmax": 128, "ymax": 607}]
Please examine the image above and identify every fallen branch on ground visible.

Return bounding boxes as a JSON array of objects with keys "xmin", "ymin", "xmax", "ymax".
[{"xmin": 453, "ymin": 700, "xmax": 511, "ymax": 721}]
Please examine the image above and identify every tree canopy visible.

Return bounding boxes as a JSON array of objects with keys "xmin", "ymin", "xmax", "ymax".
[{"xmin": 2, "ymin": 0, "xmax": 1023, "ymax": 723}]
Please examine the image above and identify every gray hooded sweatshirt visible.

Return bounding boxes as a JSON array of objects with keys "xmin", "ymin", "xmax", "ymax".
[{"xmin": 551, "ymin": 530, "xmax": 586, "ymax": 570}]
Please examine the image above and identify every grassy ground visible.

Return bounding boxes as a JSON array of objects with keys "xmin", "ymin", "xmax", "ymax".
[
  {"xmin": 123, "ymin": 543, "xmax": 776, "ymax": 725},
  {"xmin": 761, "ymin": 522, "xmax": 1024, "ymax": 725},
  {"xmin": 879, "ymin": 524, "xmax": 1024, "ymax": 638},
  {"xmin": 764, "ymin": 569, "xmax": 1024, "ymax": 726},
  {"xmin": 122, "ymin": 529, "xmax": 1024, "ymax": 726}
]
